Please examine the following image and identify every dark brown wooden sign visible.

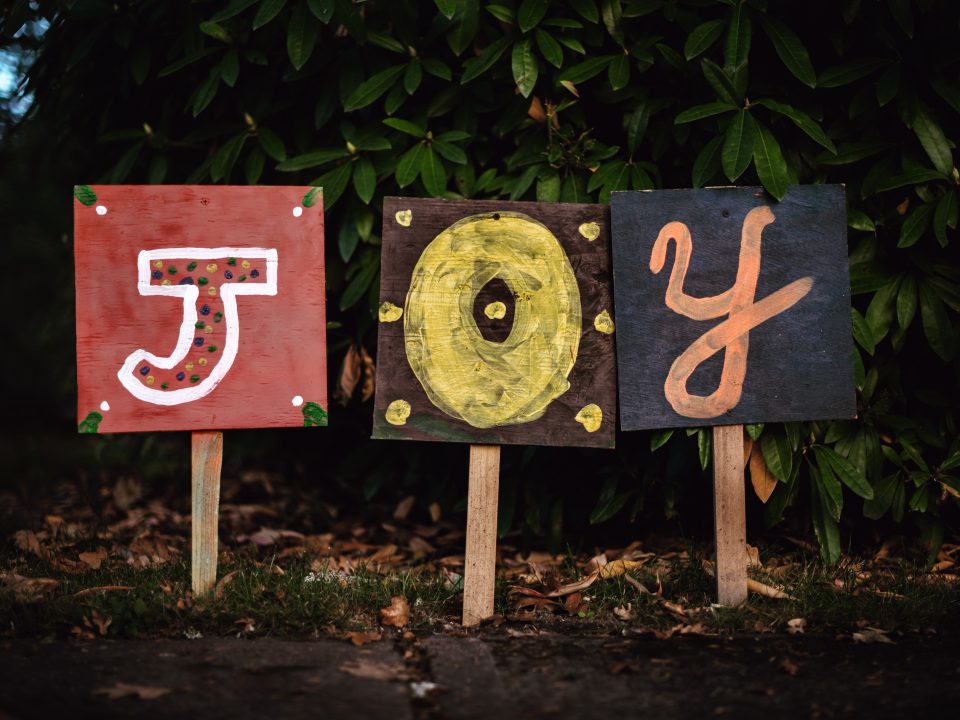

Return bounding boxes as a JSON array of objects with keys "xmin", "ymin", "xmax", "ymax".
[
  {"xmin": 372, "ymin": 197, "xmax": 617, "ymax": 448},
  {"xmin": 611, "ymin": 185, "xmax": 855, "ymax": 431}
]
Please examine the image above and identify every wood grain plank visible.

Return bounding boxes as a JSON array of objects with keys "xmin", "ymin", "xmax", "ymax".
[
  {"xmin": 191, "ymin": 430, "xmax": 223, "ymax": 596},
  {"xmin": 713, "ymin": 424, "xmax": 747, "ymax": 606},
  {"xmin": 462, "ymin": 444, "xmax": 501, "ymax": 627}
]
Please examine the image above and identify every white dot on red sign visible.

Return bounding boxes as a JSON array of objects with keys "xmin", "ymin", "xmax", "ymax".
[
  {"xmin": 292, "ymin": 207, "xmax": 303, "ymax": 217},
  {"xmin": 96, "ymin": 205, "xmax": 108, "ymax": 215},
  {"xmin": 292, "ymin": 395, "xmax": 304, "ymax": 407},
  {"xmin": 100, "ymin": 401, "xmax": 110, "ymax": 411}
]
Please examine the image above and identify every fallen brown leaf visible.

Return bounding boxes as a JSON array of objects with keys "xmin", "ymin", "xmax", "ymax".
[
  {"xmin": 779, "ymin": 658, "xmax": 800, "ymax": 676},
  {"xmin": 79, "ymin": 548, "xmax": 109, "ymax": 570},
  {"xmin": 380, "ymin": 595, "xmax": 410, "ymax": 627},
  {"xmin": 73, "ymin": 585, "xmax": 133, "ymax": 598},
  {"xmin": 215, "ymin": 570, "xmax": 239, "ymax": 600},
  {"xmin": 852, "ymin": 627, "xmax": 894, "ymax": 644},
  {"xmin": 339, "ymin": 660, "xmax": 401, "ymax": 681},
  {"xmin": 428, "ymin": 502, "xmax": 442, "ymax": 523},
  {"xmin": 393, "ymin": 496, "xmax": 415, "ymax": 521},
  {"xmin": 750, "ymin": 444, "xmax": 778, "ymax": 504},
  {"xmin": 346, "ymin": 630, "xmax": 383, "ymax": 647},
  {"xmin": 787, "ymin": 618, "xmax": 806, "ymax": 635},
  {"xmin": 2, "ymin": 573, "xmax": 59, "ymax": 603},
  {"xmin": 613, "ymin": 603, "xmax": 634, "ymax": 621},
  {"xmin": 94, "ymin": 683, "xmax": 171, "ymax": 701}
]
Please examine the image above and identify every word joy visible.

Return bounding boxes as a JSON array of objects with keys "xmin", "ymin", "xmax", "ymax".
[{"xmin": 651, "ymin": 206, "xmax": 813, "ymax": 419}]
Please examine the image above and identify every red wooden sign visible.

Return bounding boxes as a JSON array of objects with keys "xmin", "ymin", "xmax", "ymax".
[{"xmin": 74, "ymin": 185, "xmax": 327, "ymax": 433}]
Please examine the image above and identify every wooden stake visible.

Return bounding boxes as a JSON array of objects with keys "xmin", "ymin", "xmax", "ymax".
[
  {"xmin": 191, "ymin": 430, "xmax": 223, "ymax": 596},
  {"xmin": 462, "ymin": 444, "xmax": 501, "ymax": 627},
  {"xmin": 712, "ymin": 424, "xmax": 748, "ymax": 606}
]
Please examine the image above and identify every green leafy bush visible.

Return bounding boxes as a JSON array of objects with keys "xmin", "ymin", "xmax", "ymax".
[{"xmin": 3, "ymin": 0, "xmax": 958, "ymax": 562}]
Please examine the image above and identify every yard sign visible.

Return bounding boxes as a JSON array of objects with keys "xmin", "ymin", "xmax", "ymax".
[
  {"xmin": 74, "ymin": 184, "xmax": 327, "ymax": 594},
  {"xmin": 611, "ymin": 185, "xmax": 855, "ymax": 604}
]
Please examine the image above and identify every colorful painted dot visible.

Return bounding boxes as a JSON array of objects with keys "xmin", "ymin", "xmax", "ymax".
[
  {"xmin": 293, "ymin": 206, "xmax": 303, "ymax": 217},
  {"xmin": 198, "ymin": 357, "xmax": 208, "ymax": 366},
  {"xmin": 250, "ymin": 269, "xmax": 260, "ymax": 278},
  {"xmin": 200, "ymin": 305, "xmax": 210, "ymax": 315},
  {"xmin": 190, "ymin": 375, "xmax": 201, "ymax": 383},
  {"xmin": 176, "ymin": 372, "xmax": 185, "ymax": 381},
  {"xmin": 195, "ymin": 321, "xmax": 205, "ymax": 329},
  {"xmin": 139, "ymin": 366, "xmax": 150, "ymax": 376},
  {"xmin": 227, "ymin": 257, "xmax": 236, "ymax": 266},
  {"xmin": 161, "ymin": 383, "xmax": 168, "ymax": 389},
  {"xmin": 161, "ymin": 279, "xmax": 171, "ymax": 286},
  {"xmin": 152, "ymin": 270, "xmax": 163, "ymax": 280},
  {"xmin": 145, "ymin": 376, "xmax": 155, "ymax": 385},
  {"xmin": 153, "ymin": 260, "xmax": 163, "ymax": 269},
  {"xmin": 194, "ymin": 337, "xmax": 204, "ymax": 347},
  {"xmin": 208, "ymin": 345, "xmax": 218, "ymax": 353},
  {"xmin": 206, "ymin": 263, "xmax": 218, "ymax": 272},
  {"xmin": 207, "ymin": 287, "xmax": 217, "ymax": 296},
  {"xmin": 187, "ymin": 261, "xmax": 198, "ymax": 271},
  {"xmin": 213, "ymin": 312, "xmax": 223, "ymax": 322},
  {"xmin": 95, "ymin": 205, "xmax": 107, "ymax": 215},
  {"xmin": 239, "ymin": 274, "xmax": 247, "ymax": 282},
  {"xmin": 241, "ymin": 260, "xmax": 251, "ymax": 269},
  {"xmin": 167, "ymin": 266, "xmax": 177, "ymax": 275},
  {"xmin": 204, "ymin": 324, "xmax": 213, "ymax": 333},
  {"xmin": 179, "ymin": 277, "xmax": 194, "ymax": 285},
  {"xmin": 197, "ymin": 277, "xmax": 208, "ymax": 286},
  {"xmin": 185, "ymin": 362, "xmax": 194, "ymax": 371},
  {"xmin": 224, "ymin": 270, "xmax": 234, "ymax": 279}
]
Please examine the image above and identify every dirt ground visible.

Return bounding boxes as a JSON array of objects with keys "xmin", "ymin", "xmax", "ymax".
[{"xmin": 2, "ymin": 627, "xmax": 958, "ymax": 719}]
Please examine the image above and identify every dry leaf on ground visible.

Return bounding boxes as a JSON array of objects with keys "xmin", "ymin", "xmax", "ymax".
[
  {"xmin": 339, "ymin": 660, "xmax": 401, "ymax": 681},
  {"xmin": 787, "ymin": 618, "xmax": 807, "ymax": 635},
  {"xmin": 613, "ymin": 603, "xmax": 634, "ymax": 621},
  {"xmin": 79, "ymin": 547, "xmax": 109, "ymax": 570},
  {"xmin": 852, "ymin": 627, "xmax": 895, "ymax": 644},
  {"xmin": 346, "ymin": 630, "xmax": 382, "ymax": 647},
  {"xmin": 93, "ymin": 683, "xmax": 171, "ymax": 700},
  {"xmin": 2, "ymin": 573, "xmax": 59, "ymax": 603},
  {"xmin": 380, "ymin": 596, "xmax": 410, "ymax": 627}
]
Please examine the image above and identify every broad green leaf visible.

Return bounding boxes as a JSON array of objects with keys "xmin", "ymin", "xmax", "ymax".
[
  {"xmin": 692, "ymin": 135, "xmax": 723, "ymax": 187},
  {"xmin": 220, "ymin": 49, "xmax": 240, "ymax": 86},
  {"xmin": 244, "ymin": 148, "xmax": 264, "ymax": 184},
  {"xmin": 276, "ymin": 148, "xmax": 347, "ymax": 171},
  {"xmin": 721, "ymin": 110, "xmax": 756, "ymax": 181},
  {"xmin": 847, "ymin": 209, "xmax": 875, "ymax": 231},
  {"xmin": 675, "ymin": 102, "xmax": 737, "ymax": 124},
  {"xmin": 896, "ymin": 273, "xmax": 918, "ymax": 331},
  {"xmin": 339, "ymin": 256, "xmax": 379, "ymax": 310},
  {"xmin": 931, "ymin": 77, "xmax": 960, "ymax": 115},
  {"xmin": 811, "ymin": 471, "xmax": 842, "ymax": 564},
  {"xmin": 157, "ymin": 48, "xmax": 219, "ymax": 78},
  {"xmin": 865, "ymin": 276, "xmax": 899, "ymax": 341},
  {"xmin": 608, "ymin": 53, "xmax": 629, "ymax": 90},
  {"xmin": 701, "ymin": 58, "xmax": 739, "ymax": 105},
  {"xmin": 287, "ymin": 3, "xmax": 317, "ymax": 70},
  {"xmin": 559, "ymin": 55, "xmax": 615, "ymax": 83},
  {"xmin": 422, "ymin": 58, "xmax": 452, "ymax": 80},
  {"xmin": 338, "ymin": 220, "xmax": 358, "ymax": 261},
  {"xmin": 817, "ymin": 58, "xmax": 887, "ymax": 87},
  {"xmin": 307, "ymin": 0, "xmax": 334, "ymax": 22},
  {"xmin": 746, "ymin": 423, "xmax": 764, "ymax": 441},
  {"xmin": 256, "ymin": 127, "xmax": 286, "ymax": 161},
  {"xmin": 447, "ymin": 0, "xmax": 479, "ymax": 56},
  {"xmin": 404, "ymin": 60, "xmax": 422, "ymax": 95},
  {"xmin": 352, "ymin": 156, "xmax": 376, "ymax": 204},
  {"xmin": 486, "ymin": 4, "xmax": 514, "ymax": 23},
  {"xmin": 192, "ymin": 69, "xmax": 220, "ymax": 117},
  {"xmin": 851, "ymin": 307, "xmax": 875, "ymax": 355},
  {"xmin": 872, "ymin": 168, "xmax": 947, "ymax": 194},
  {"xmin": 724, "ymin": 2, "xmax": 751, "ymax": 67},
  {"xmin": 367, "ymin": 31, "xmax": 406, "ymax": 54},
  {"xmin": 863, "ymin": 474, "xmax": 898, "ymax": 520},
  {"xmin": 912, "ymin": 105, "xmax": 953, "ymax": 176},
  {"xmin": 626, "ymin": 103, "xmax": 649, "ymax": 154},
  {"xmin": 760, "ymin": 429, "xmax": 793, "ymax": 483},
  {"xmin": 461, "ymin": 37, "xmax": 511, "ymax": 84},
  {"xmin": 211, "ymin": 0, "xmax": 260, "ymax": 22},
  {"xmin": 432, "ymin": 139, "xmax": 467, "ymax": 164},
  {"xmin": 210, "ymin": 132, "xmax": 246, "ymax": 182},
  {"xmin": 344, "ymin": 65, "xmax": 406, "ymax": 111},
  {"xmin": 650, "ymin": 429, "xmax": 673, "ymax": 451},
  {"xmin": 813, "ymin": 457, "xmax": 843, "ymax": 522},
  {"xmin": 199, "ymin": 21, "xmax": 231, "ymax": 43},
  {"xmin": 517, "ymin": 0, "xmax": 548, "ymax": 32},
  {"xmin": 395, "ymin": 143, "xmax": 424, "ymax": 187},
  {"xmin": 512, "ymin": 39, "xmax": 539, "ymax": 98},
  {"xmin": 815, "ymin": 446, "xmax": 873, "ymax": 500},
  {"xmin": 253, "ymin": 0, "xmax": 287, "ymax": 29},
  {"xmin": 311, "ymin": 162, "xmax": 351, "ymax": 209},
  {"xmin": 535, "ymin": 28, "xmax": 563, "ymax": 68},
  {"xmin": 753, "ymin": 98, "xmax": 835, "ymax": 153},
  {"xmin": 934, "ymin": 190, "xmax": 958, "ymax": 247},
  {"xmin": 697, "ymin": 428, "xmax": 710, "ymax": 471},
  {"xmin": 758, "ymin": 15, "xmax": 815, "ymax": 87},
  {"xmin": 817, "ymin": 140, "xmax": 891, "ymax": 166},
  {"xmin": 752, "ymin": 121, "xmax": 789, "ymax": 200},
  {"xmin": 568, "ymin": 0, "xmax": 598, "ymax": 23},
  {"xmin": 382, "ymin": 118, "xmax": 426, "ymax": 137},
  {"xmin": 557, "ymin": 36, "xmax": 585, "ymax": 54},
  {"xmin": 536, "ymin": 171, "xmax": 561, "ymax": 202},
  {"xmin": 919, "ymin": 280, "xmax": 956, "ymax": 360},
  {"xmin": 683, "ymin": 19, "xmax": 724, "ymax": 61},
  {"xmin": 420, "ymin": 145, "xmax": 447, "ymax": 197},
  {"xmin": 74, "ymin": 185, "xmax": 97, "ymax": 206},
  {"xmin": 434, "ymin": 0, "xmax": 457, "ymax": 19}
]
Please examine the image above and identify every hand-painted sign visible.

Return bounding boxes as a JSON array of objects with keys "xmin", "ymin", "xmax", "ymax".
[
  {"xmin": 611, "ymin": 185, "xmax": 855, "ymax": 430},
  {"xmin": 74, "ymin": 185, "xmax": 327, "ymax": 433},
  {"xmin": 372, "ymin": 198, "xmax": 617, "ymax": 448}
]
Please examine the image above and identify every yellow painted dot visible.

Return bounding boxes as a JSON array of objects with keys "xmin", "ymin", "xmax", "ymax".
[
  {"xmin": 385, "ymin": 399, "xmax": 411, "ymax": 426},
  {"xmin": 153, "ymin": 260, "xmax": 163, "ymax": 269},
  {"xmin": 206, "ymin": 263, "xmax": 218, "ymax": 272},
  {"xmin": 594, "ymin": 310, "xmax": 615, "ymax": 335},
  {"xmin": 395, "ymin": 209, "xmax": 413, "ymax": 227},
  {"xmin": 185, "ymin": 362, "xmax": 194, "ymax": 371},
  {"xmin": 575, "ymin": 404, "xmax": 602, "ymax": 432},
  {"xmin": 145, "ymin": 375, "xmax": 155, "ymax": 385},
  {"xmin": 198, "ymin": 357, "xmax": 208, "ymax": 366},
  {"xmin": 161, "ymin": 278, "xmax": 171, "ymax": 286},
  {"xmin": 241, "ymin": 260, "xmax": 251, "ymax": 269},
  {"xmin": 207, "ymin": 287, "xmax": 217, "ymax": 296},
  {"xmin": 379, "ymin": 302, "xmax": 403, "ymax": 323},
  {"xmin": 484, "ymin": 301, "xmax": 507, "ymax": 320},
  {"xmin": 578, "ymin": 222, "xmax": 601, "ymax": 241},
  {"xmin": 204, "ymin": 324, "xmax": 214, "ymax": 333}
]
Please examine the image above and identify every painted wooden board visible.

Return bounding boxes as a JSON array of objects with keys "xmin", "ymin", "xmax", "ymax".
[
  {"xmin": 611, "ymin": 185, "xmax": 855, "ymax": 431},
  {"xmin": 74, "ymin": 185, "xmax": 327, "ymax": 433},
  {"xmin": 372, "ymin": 197, "xmax": 616, "ymax": 448}
]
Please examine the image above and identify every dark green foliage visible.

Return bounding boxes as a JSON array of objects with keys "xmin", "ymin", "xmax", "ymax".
[{"xmin": 2, "ymin": 0, "xmax": 958, "ymax": 562}]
